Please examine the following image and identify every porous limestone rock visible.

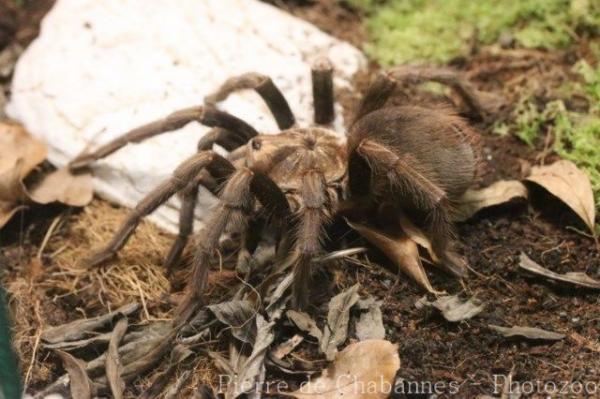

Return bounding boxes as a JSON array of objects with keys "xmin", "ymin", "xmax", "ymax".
[{"xmin": 7, "ymin": 0, "xmax": 365, "ymax": 232}]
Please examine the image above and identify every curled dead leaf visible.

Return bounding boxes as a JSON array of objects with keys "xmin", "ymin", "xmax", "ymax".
[
  {"xmin": 106, "ymin": 316, "xmax": 128, "ymax": 399},
  {"xmin": 0, "ymin": 123, "xmax": 47, "ymax": 228},
  {"xmin": 272, "ymin": 334, "xmax": 304, "ymax": 360},
  {"xmin": 288, "ymin": 340, "xmax": 400, "ymax": 399},
  {"xmin": 42, "ymin": 302, "xmax": 139, "ymax": 344},
  {"xmin": 207, "ymin": 300, "xmax": 257, "ymax": 344},
  {"xmin": 454, "ymin": 180, "xmax": 528, "ymax": 221},
  {"xmin": 525, "ymin": 160, "xmax": 596, "ymax": 232},
  {"xmin": 416, "ymin": 295, "xmax": 484, "ymax": 322},
  {"xmin": 0, "ymin": 123, "xmax": 47, "ymax": 178},
  {"xmin": 355, "ymin": 297, "xmax": 385, "ymax": 341},
  {"xmin": 287, "ymin": 310, "xmax": 323, "ymax": 341},
  {"xmin": 0, "ymin": 123, "xmax": 92, "ymax": 228},
  {"xmin": 55, "ymin": 350, "xmax": 94, "ymax": 399},
  {"xmin": 519, "ymin": 252, "xmax": 600, "ymax": 289},
  {"xmin": 397, "ymin": 213, "xmax": 467, "ymax": 277},
  {"xmin": 0, "ymin": 160, "xmax": 28, "ymax": 227},
  {"xmin": 29, "ymin": 167, "xmax": 93, "ymax": 206},
  {"xmin": 228, "ymin": 314, "xmax": 275, "ymax": 398},
  {"xmin": 489, "ymin": 324, "xmax": 565, "ymax": 341},
  {"xmin": 320, "ymin": 284, "xmax": 360, "ymax": 360},
  {"xmin": 348, "ymin": 220, "xmax": 442, "ymax": 294},
  {"xmin": 569, "ymin": 332, "xmax": 600, "ymax": 352}
]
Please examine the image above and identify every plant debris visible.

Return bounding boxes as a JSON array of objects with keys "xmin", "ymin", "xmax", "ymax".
[
  {"xmin": 416, "ymin": 295, "xmax": 484, "ymax": 322},
  {"xmin": 226, "ymin": 315, "xmax": 276, "ymax": 398},
  {"xmin": 286, "ymin": 310, "xmax": 323, "ymax": 341},
  {"xmin": 55, "ymin": 349, "xmax": 94, "ymax": 399},
  {"xmin": 289, "ymin": 339, "xmax": 400, "ymax": 399},
  {"xmin": 139, "ymin": 344, "xmax": 193, "ymax": 399},
  {"xmin": 207, "ymin": 300, "xmax": 257, "ymax": 344},
  {"xmin": 525, "ymin": 160, "xmax": 596, "ymax": 232},
  {"xmin": 42, "ymin": 302, "xmax": 139, "ymax": 344},
  {"xmin": 0, "ymin": 122, "xmax": 46, "ymax": 228},
  {"xmin": 355, "ymin": 297, "xmax": 385, "ymax": 341},
  {"xmin": 454, "ymin": 180, "xmax": 528, "ymax": 221},
  {"xmin": 320, "ymin": 284, "xmax": 360, "ymax": 360},
  {"xmin": 348, "ymin": 221, "xmax": 442, "ymax": 294},
  {"xmin": 397, "ymin": 212, "xmax": 467, "ymax": 277},
  {"xmin": 519, "ymin": 252, "xmax": 600, "ymax": 289},
  {"xmin": 28, "ymin": 166, "xmax": 93, "ymax": 207},
  {"xmin": 272, "ymin": 334, "xmax": 304, "ymax": 360},
  {"xmin": 488, "ymin": 324, "xmax": 565, "ymax": 341},
  {"xmin": 0, "ymin": 122, "xmax": 92, "ymax": 229},
  {"xmin": 106, "ymin": 316, "xmax": 128, "ymax": 399},
  {"xmin": 569, "ymin": 332, "xmax": 600, "ymax": 353}
]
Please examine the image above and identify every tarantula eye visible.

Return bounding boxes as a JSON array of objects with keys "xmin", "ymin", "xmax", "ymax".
[{"xmin": 251, "ymin": 138, "xmax": 262, "ymax": 150}]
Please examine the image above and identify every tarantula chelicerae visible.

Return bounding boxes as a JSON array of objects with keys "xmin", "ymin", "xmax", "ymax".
[{"xmin": 69, "ymin": 59, "xmax": 484, "ymax": 321}]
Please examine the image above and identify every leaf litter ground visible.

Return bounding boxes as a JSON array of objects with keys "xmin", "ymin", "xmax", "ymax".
[{"xmin": 2, "ymin": 1, "xmax": 600, "ymax": 398}]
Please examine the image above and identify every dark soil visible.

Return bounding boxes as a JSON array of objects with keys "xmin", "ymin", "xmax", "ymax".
[
  {"xmin": 286, "ymin": 2, "xmax": 600, "ymax": 398},
  {"xmin": 2, "ymin": 1, "xmax": 600, "ymax": 398}
]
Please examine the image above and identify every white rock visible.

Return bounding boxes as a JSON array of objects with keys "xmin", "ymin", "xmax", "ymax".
[{"xmin": 7, "ymin": 0, "xmax": 365, "ymax": 233}]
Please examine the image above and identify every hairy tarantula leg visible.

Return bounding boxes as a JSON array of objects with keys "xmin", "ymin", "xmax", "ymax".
[
  {"xmin": 164, "ymin": 182, "xmax": 200, "ymax": 276},
  {"xmin": 204, "ymin": 72, "xmax": 295, "ymax": 130},
  {"xmin": 176, "ymin": 168, "xmax": 291, "ymax": 324},
  {"xmin": 164, "ymin": 128, "xmax": 250, "ymax": 275},
  {"xmin": 69, "ymin": 106, "xmax": 257, "ymax": 171},
  {"xmin": 85, "ymin": 151, "xmax": 235, "ymax": 267},
  {"xmin": 387, "ymin": 66, "xmax": 498, "ymax": 120},
  {"xmin": 353, "ymin": 72, "xmax": 398, "ymax": 122},
  {"xmin": 356, "ymin": 139, "xmax": 466, "ymax": 275},
  {"xmin": 311, "ymin": 57, "xmax": 335, "ymax": 125},
  {"xmin": 292, "ymin": 170, "xmax": 330, "ymax": 309}
]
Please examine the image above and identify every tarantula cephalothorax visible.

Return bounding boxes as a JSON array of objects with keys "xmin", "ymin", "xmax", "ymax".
[{"xmin": 69, "ymin": 58, "xmax": 483, "ymax": 321}]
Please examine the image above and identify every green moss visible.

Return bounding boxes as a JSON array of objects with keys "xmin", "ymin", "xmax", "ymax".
[
  {"xmin": 513, "ymin": 97, "xmax": 546, "ymax": 147},
  {"xmin": 346, "ymin": 0, "xmax": 600, "ymax": 65},
  {"xmin": 504, "ymin": 62, "xmax": 600, "ymax": 211}
]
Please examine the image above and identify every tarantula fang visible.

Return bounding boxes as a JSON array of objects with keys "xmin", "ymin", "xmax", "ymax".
[{"xmin": 69, "ymin": 58, "xmax": 484, "ymax": 322}]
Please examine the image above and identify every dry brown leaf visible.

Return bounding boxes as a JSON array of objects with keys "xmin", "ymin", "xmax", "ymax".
[
  {"xmin": 55, "ymin": 350, "xmax": 94, "ymax": 399},
  {"xmin": 355, "ymin": 297, "xmax": 385, "ymax": 341},
  {"xmin": 525, "ymin": 160, "xmax": 596, "ymax": 232},
  {"xmin": 272, "ymin": 334, "xmax": 304, "ymax": 359},
  {"xmin": 287, "ymin": 310, "xmax": 323, "ymax": 341},
  {"xmin": 397, "ymin": 213, "xmax": 466, "ymax": 277},
  {"xmin": 0, "ymin": 124, "xmax": 47, "ymax": 228},
  {"xmin": 228, "ymin": 314, "xmax": 275, "ymax": 398},
  {"xmin": 569, "ymin": 332, "xmax": 600, "ymax": 352},
  {"xmin": 140, "ymin": 344, "xmax": 193, "ymax": 399},
  {"xmin": 416, "ymin": 295, "xmax": 484, "ymax": 322},
  {"xmin": 288, "ymin": 340, "xmax": 400, "ymax": 399},
  {"xmin": 320, "ymin": 284, "xmax": 360, "ymax": 360},
  {"xmin": 106, "ymin": 316, "xmax": 128, "ymax": 399},
  {"xmin": 348, "ymin": 221, "xmax": 441, "ymax": 294},
  {"xmin": 0, "ymin": 123, "xmax": 47, "ymax": 178},
  {"xmin": 519, "ymin": 252, "xmax": 600, "ymax": 289},
  {"xmin": 489, "ymin": 324, "xmax": 565, "ymax": 341},
  {"xmin": 207, "ymin": 300, "xmax": 257, "ymax": 344},
  {"xmin": 29, "ymin": 167, "xmax": 93, "ymax": 206},
  {"xmin": 42, "ymin": 302, "xmax": 139, "ymax": 344},
  {"xmin": 454, "ymin": 180, "xmax": 528, "ymax": 221},
  {"xmin": 0, "ymin": 160, "xmax": 28, "ymax": 227},
  {"xmin": 0, "ymin": 123, "xmax": 92, "ymax": 228}
]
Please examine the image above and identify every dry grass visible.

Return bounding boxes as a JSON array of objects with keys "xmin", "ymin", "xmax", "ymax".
[{"xmin": 3, "ymin": 200, "xmax": 177, "ymax": 392}]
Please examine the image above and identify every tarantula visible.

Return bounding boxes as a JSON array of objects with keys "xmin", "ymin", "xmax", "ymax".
[{"xmin": 69, "ymin": 58, "xmax": 484, "ymax": 322}]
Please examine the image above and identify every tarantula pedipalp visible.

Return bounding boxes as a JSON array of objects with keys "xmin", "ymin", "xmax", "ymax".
[{"xmin": 69, "ymin": 59, "xmax": 483, "ymax": 321}]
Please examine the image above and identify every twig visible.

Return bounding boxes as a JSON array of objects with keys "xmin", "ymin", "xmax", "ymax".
[
  {"xmin": 37, "ymin": 215, "xmax": 63, "ymax": 262},
  {"xmin": 23, "ymin": 332, "xmax": 41, "ymax": 389}
]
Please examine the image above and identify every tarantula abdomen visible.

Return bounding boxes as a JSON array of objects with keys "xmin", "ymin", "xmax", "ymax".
[{"xmin": 347, "ymin": 105, "xmax": 481, "ymax": 274}]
